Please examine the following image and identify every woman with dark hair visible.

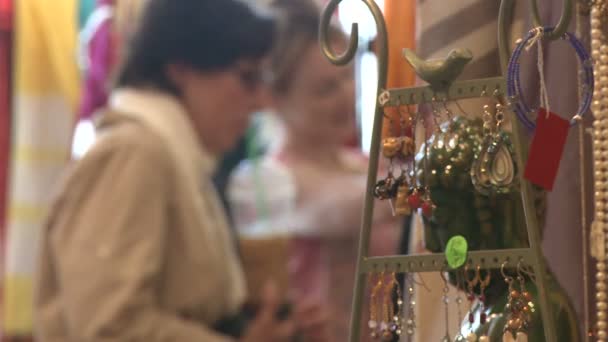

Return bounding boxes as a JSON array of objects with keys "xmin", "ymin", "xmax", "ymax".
[{"xmin": 33, "ymin": 0, "xmax": 322, "ymax": 341}]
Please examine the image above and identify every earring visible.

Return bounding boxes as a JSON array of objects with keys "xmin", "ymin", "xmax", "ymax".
[
  {"xmin": 369, "ymin": 271, "xmax": 385, "ymax": 339},
  {"xmin": 454, "ymin": 270, "xmax": 466, "ymax": 342},
  {"xmin": 465, "ymin": 264, "xmax": 480, "ymax": 341},
  {"xmin": 404, "ymin": 275, "xmax": 416, "ymax": 340},
  {"xmin": 395, "ymin": 171, "xmax": 413, "ymax": 216},
  {"xmin": 374, "ymin": 171, "xmax": 399, "ymax": 201},
  {"xmin": 487, "ymin": 102, "xmax": 517, "ymax": 192},
  {"xmin": 440, "ymin": 270, "xmax": 452, "ymax": 342},
  {"xmin": 471, "ymin": 100, "xmax": 517, "ymax": 195},
  {"xmin": 516, "ymin": 262, "xmax": 534, "ymax": 334},
  {"xmin": 380, "ymin": 271, "xmax": 403, "ymax": 340},
  {"xmin": 502, "ymin": 262, "xmax": 532, "ymax": 342},
  {"xmin": 477, "ymin": 266, "xmax": 492, "ymax": 342},
  {"xmin": 376, "ymin": 92, "xmax": 403, "ymax": 209}
]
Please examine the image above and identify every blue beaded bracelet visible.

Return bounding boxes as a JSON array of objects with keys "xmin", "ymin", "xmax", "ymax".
[{"xmin": 506, "ymin": 26, "xmax": 594, "ymax": 130}]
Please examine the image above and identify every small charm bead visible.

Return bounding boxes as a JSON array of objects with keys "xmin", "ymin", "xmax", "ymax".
[
  {"xmin": 466, "ymin": 332, "xmax": 477, "ymax": 342},
  {"xmin": 407, "ymin": 191, "xmax": 422, "ymax": 209},
  {"xmin": 382, "ymin": 329, "xmax": 395, "ymax": 341},
  {"xmin": 480, "ymin": 312, "xmax": 487, "ymax": 324},
  {"xmin": 368, "ymin": 320, "xmax": 378, "ymax": 329}
]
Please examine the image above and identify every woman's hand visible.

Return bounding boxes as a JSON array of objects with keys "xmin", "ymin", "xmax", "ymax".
[
  {"xmin": 293, "ymin": 298, "xmax": 333, "ymax": 342},
  {"xmin": 240, "ymin": 282, "xmax": 295, "ymax": 342}
]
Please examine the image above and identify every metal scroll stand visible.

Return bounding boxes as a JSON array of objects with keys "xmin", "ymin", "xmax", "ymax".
[{"xmin": 319, "ymin": 0, "xmax": 573, "ymax": 341}]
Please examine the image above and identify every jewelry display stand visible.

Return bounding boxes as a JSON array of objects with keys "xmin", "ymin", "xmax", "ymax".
[{"xmin": 319, "ymin": 1, "xmax": 574, "ymax": 341}]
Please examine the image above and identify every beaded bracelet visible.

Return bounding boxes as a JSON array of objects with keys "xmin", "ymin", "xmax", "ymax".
[{"xmin": 506, "ymin": 26, "xmax": 594, "ymax": 130}]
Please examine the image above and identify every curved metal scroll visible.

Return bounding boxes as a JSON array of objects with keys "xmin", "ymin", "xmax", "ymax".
[
  {"xmin": 530, "ymin": 0, "xmax": 573, "ymax": 40},
  {"xmin": 320, "ymin": 1, "xmax": 388, "ymax": 341}
]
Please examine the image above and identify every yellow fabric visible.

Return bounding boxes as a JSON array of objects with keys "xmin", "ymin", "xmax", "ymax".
[
  {"xmin": 15, "ymin": 0, "xmax": 80, "ymax": 107},
  {"xmin": 382, "ymin": 0, "xmax": 416, "ymax": 139},
  {"xmin": 3, "ymin": 0, "xmax": 80, "ymax": 335}
]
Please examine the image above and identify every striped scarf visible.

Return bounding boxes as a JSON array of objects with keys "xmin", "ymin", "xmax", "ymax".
[{"xmin": 3, "ymin": 0, "xmax": 79, "ymax": 337}]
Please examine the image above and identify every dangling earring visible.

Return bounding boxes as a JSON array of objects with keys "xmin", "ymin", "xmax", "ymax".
[
  {"xmin": 471, "ymin": 102, "xmax": 495, "ymax": 195},
  {"xmin": 376, "ymin": 91, "xmax": 402, "ymax": 211},
  {"xmin": 454, "ymin": 270, "xmax": 466, "ymax": 342},
  {"xmin": 502, "ymin": 262, "xmax": 531, "ymax": 342},
  {"xmin": 440, "ymin": 270, "xmax": 452, "ymax": 342},
  {"xmin": 369, "ymin": 271, "xmax": 385, "ymax": 339},
  {"xmin": 516, "ymin": 262, "xmax": 534, "ymax": 338},
  {"xmin": 380, "ymin": 271, "xmax": 403, "ymax": 340},
  {"xmin": 471, "ymin": 96, "xmax": 517, "ymax": 195},
  {"xmin": 477, "ymin": 266, "xmax": 492, "ymax": 342},
  {"xmin": 417, "ymin": 109, "xmax": 436, "ymax": 219},
  {"xmin": 404, "ymin": 274, "xmax": 417, "ymax": 340},
  {"xmin": 486, "ymin": 101, "xmax": 517, "ymax": 193},
  {"xmin": 465, "ymin": 264, "xmax": 480, "ymax": 341}
]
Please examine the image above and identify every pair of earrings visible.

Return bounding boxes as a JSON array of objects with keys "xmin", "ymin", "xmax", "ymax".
[
  {"xmin": 470, "ymin": 100, "xmax": 517, "ymax": 196},
  {"xmin": 376, "ymin": 100, "xmax": 435, "ymax": 218},
  {"xmin": 464, "ymin": 265, "xmax": 492, "ymax": 341},
  {"xmin": 369, "ymin": 271, "xmax": 403, "ymax": 341},
  {"xmin": 502, "ymin": 263, "xmax": 534, "ymax": 342}
]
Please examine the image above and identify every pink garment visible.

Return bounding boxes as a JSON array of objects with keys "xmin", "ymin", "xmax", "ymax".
[
  {"xmin": 274, "ymin": 149, "xmax": 400, "ymax": 340},
  {"xmin": 78, "ymin": 0, "xmax": 115, "ymax": 120}
]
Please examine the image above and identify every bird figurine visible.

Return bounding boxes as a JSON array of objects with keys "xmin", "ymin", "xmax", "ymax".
[{"xmin": 403, "ymin": 48, "xmax": 473, "ymax": 92}]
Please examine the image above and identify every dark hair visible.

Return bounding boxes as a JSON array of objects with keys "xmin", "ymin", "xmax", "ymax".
[
  {"xmin": 115, "ymin": 0, "xmax": 277, "ymax": 94},
  {"xmin": 270, "ymin": 0, "xmax": 345, "ymax": 94}
]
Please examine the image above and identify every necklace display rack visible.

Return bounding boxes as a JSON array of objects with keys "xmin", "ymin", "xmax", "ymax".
[{"xmin": 319, "ymin": 0, "xmax": 575, "ymax": 341}]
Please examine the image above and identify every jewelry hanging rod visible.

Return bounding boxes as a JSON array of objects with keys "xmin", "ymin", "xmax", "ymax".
[
  {"xmin": 360, "ymin": 248, "xmax": 534, "ymax": 274},
  {"xmin": 382, "ymin": 76, "xmax": 507, "ymax": 106}
]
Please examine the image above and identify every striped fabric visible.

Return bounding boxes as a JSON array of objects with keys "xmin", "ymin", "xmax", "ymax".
[
  {"xmin": 417, "ymin": 0, "xmax": 502, "ymax": 79},
  {"xmin": 382, "ymin": 0, "xmax": 416, "ymax": 139},
  {"xmin": 0, "ymin": 0, "xmax": 12, "ymax": 328},
  {"xmin": 3, "ymin": 0, "xmax": 79, "ymax": 336}
]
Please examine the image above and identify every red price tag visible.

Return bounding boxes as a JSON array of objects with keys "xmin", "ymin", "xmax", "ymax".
[{"xmin": 524, "ymin": 108, "xmax": 569, "ymax": 191}]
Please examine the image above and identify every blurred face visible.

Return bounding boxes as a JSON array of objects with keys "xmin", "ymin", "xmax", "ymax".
[
  {"xmin": 167, "ymin": 59, "xmax": 271, "ymax": 155},
  {"xmin": 275, "ymin": 40, "xmax": 356, "ymax": 146}
]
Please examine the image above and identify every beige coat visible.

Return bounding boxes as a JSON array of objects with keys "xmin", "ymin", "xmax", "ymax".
[{"xmin": 35, "ymin": 89, "xmax": 246, "ymax": 341}]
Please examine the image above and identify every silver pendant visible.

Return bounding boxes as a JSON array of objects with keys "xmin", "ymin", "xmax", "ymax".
[{"xmin": 471, "ymin": 132, "xmax": 517, "ymax": 195}]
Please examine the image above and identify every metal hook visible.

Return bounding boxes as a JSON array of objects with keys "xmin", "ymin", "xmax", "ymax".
[
  {"xmin": 320, "ymin": 0, "xmax": 388, "ymax": 84},
  {"xmin": 500, "ymin": 260, "xmax": 510, "ymax": 279},
  {"xmin": 529, "ymin": 0, "xmax": 573, "ymax": 41},
  {"xmin": 517, "ymin": 260, "xmax": 537, "ymax": 282},
  {"xmin": 464, "ymin": 263, "xmax": 479, "ymax": 287},
  {"xmin": 476, "ymin": 265, "xmax": 491, "ymax": 288}
]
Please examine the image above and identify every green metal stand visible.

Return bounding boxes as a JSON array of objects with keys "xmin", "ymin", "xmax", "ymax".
[{"xmin": 319, "ymin": 0, "xmax": 574, "ymax": 341}]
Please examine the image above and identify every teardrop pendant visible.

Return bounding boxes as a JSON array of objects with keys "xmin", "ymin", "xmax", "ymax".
[
  {"xmin": 486, "ymin": 133, "xmax": 517, "ymax": 193},
  {"xmin": 471, "ymin": 133, "xmax": 517, "ymax": 195}
]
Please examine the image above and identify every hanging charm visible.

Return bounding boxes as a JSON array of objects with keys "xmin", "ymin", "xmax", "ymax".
[
  {"xmin": 464, "ymin": 264, "xmax": 479, "ymax": 340},
  {"xmin": 471, "ymin": 103, "xmax": 517, "ymax": 195},
  {"xmin": 369, "ymin": 272, "xmax": 385, "ymax": 339},
  {"xmin": 502, "ymin": 263, "xmax": 533, "ymax": 342},
  {"xmin": 404, "ymin": 277, "xmax": 417, "ymax": 339},
  {"xmin": 477, "ymin": 266, "xmax": 492, "ymax": 341},
  {"xmin": 454, "ymin": 270, "xmax": 467, "ymax": 342},
  {"xmin": 441, "ymin": 272, "xmax": 452, "ymax": 342}
]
